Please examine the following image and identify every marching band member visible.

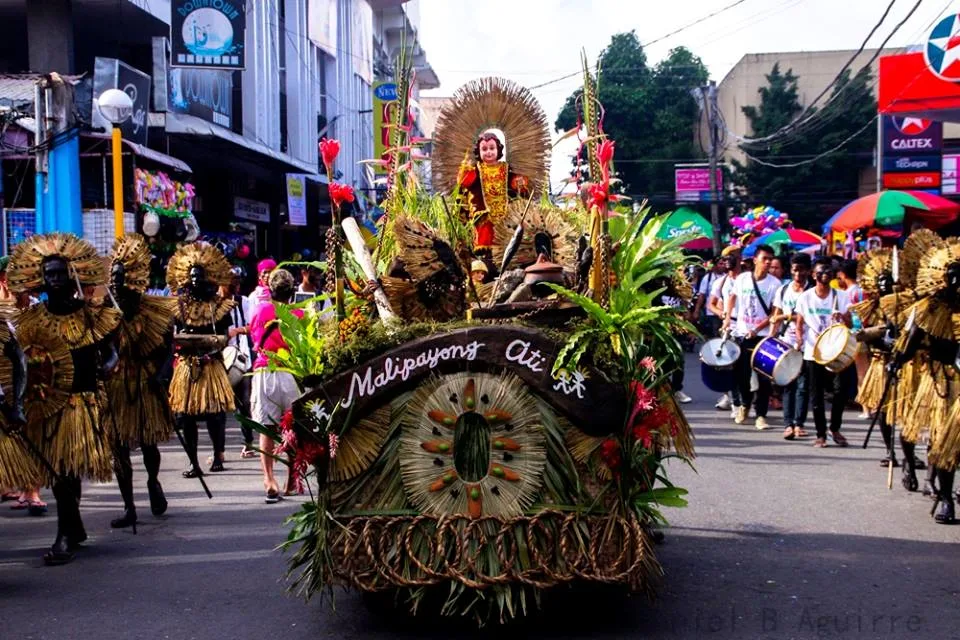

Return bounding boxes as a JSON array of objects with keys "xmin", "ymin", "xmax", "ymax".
[
  {"xmin": 723, "ymin": 244, "xmax": 779, "ymax": 430},
  {"xmin": 771, "ymin": 253, "xmax": 811, "ymax": 440},
  {"xmin": 794, "ymin": 258, "xmax": 852, "ymax": 448},
  {"xmin": 708, "ymin": 248, "xmax": 741, "ymax": 413}
]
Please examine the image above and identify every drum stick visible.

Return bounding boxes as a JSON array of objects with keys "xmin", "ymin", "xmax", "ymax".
[{"xmin": 341, "ymin": 217, "xmax": 398, "ymax": 324}]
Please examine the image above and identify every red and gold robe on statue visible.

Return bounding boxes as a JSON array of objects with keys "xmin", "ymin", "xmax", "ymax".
[{"xmin": 457, "ymin": 161, "xmax": 530, "ymax": 251}]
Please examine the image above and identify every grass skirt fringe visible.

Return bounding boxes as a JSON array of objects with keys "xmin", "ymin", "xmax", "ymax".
[
  {"xmin": 856, "ymin": 354, "xmax": 887, "ymax": 411},
  {"xmin": 939, "ymin": 401, "xmax": 960, "ymax": 472},
  {"xmin": 911, "ymin": 364, "xmax": 960, "ymax": 471},
  {"xmin": 0, "ymin": 432, "xmax": 41, "ymax": 488},
  {"xmin": 105, "ymin": 364, "xmax": 173, "ymax": 445},
  {"xmin": 169, "ymin": 355, "xmax": 235, "ymax": 415},
  {"xmin": 886, "ymin": 356, "xmax": 922, "ymax": 434},
  {"xmin": 25, "ymin": 391, "xmax": 112, "ymax": 485}
]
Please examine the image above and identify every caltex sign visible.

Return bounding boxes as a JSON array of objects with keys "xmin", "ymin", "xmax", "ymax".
[
  {"xmin": 883, "ymin": 116, "xmax": 942, "ymax": 153},
  {"xmin": 925, "ymin": 13, "xmax": 960, "ymax": 82}
]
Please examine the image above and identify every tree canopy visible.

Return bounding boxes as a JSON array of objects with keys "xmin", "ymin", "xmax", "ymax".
[
  {"xmin": 555, "ymin": 32, "xmax": 709, "ymax": 204},
  {"xmin": 731, "ymin": 63, "xmax": 876, "ymax": 229}
]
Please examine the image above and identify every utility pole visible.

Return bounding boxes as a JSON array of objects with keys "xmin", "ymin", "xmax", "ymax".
[{"xmin": 701, "ymin": 81, "xmax": 723, "ymax": 255}]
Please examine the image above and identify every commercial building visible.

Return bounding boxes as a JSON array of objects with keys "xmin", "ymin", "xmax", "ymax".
[{"xmin": 0, "ymin": 0, "xmax": 437, "ymax": 261}]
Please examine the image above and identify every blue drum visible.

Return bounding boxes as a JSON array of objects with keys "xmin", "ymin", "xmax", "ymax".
[
  {"xmin": 699, "ymin": 337, "xmax": 741, "ymax": 393},
  {"xmin": 751, "ymin": 336, "xmax": 803, "ymax": 386}
]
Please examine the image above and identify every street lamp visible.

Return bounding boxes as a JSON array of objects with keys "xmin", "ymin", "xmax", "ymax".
[{"xmin": 96, "ymin": 88, "xmax": 133, "ymax": 239}]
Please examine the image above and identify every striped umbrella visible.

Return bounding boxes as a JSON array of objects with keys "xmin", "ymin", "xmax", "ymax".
[
  {"xmin": 822, "ymin": 190, "xmax": 960, "ymax": 233},
  {"xmin": 742, "ymin": 229, "xmax": 822, "ymax": 256}
]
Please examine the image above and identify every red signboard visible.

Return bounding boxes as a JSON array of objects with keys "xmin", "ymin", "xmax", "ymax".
[
  {"xmin": 879, "ymin": 51, "xmax": 960, "ymax": 122},
  {"xmin": 881, "ymin": 172, "xmax": 942, "ymax": 189}
]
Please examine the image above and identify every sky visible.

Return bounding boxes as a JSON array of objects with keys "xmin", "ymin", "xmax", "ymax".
[{"xmin": 417, "ymin": 0, "xmax": 956, "ymax": 189}]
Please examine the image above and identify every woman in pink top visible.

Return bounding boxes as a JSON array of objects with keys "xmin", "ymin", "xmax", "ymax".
[{"xmin": 249, "ymin": 268, "xmax": 304, "ymax": 503}]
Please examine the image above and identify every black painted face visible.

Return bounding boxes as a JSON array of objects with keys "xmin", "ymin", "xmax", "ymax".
[
  {"xmin": 945, "ymin": 261, "xmax": 960, "ymax": 302},
  {"xmin": 189, "ymin": 265, "xmax": 205, "ymax": 290},
  {"xmin": 110, "ymin": 261, "xmax": 126, "ymax": 291},
  {"xmin": 877, "ymin": 271, "xmax": 894, "ymax": 297},
  {"xmin": 41, "ymin": 257, "xmax": 71, "ymax": 298},
  {"xmin": 187, "ymin": 265, "xmax": 214, "ymax": 300}
]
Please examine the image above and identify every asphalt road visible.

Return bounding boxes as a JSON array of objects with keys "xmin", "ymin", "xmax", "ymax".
[{"xmin": 2, "ymin": 354, "xmax": 959, "ymax": 640}]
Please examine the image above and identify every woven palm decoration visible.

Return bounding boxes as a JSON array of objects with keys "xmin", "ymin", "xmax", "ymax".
[
  {"xmin": 16, "ymin": 321, "xmax": 74, "ymax": 422},
  {"xmin": 857, "ymin": 248, "xmax": 892, "ymax": 298},
  {"xmin": 492, "ymin": 202, "xmax": 578, "ymax": 269},
  {"xmin": 900, "ymin": 228, "xmax": 943, "ymax": 291},
  {"xmin": 111, "ymin": 233, "xmax": 153, "ymax": 294},
  {"xmin": 916, "ymin": 236, "xmax": 960, "ymax": 298},
  {"xmin": 399, "ymin": 371, "xmax": 546, "ymax": 519},
  {"xmin": 166, "ymin": 242, "xmax": 233, "ymax": 291},
  {"xmin": 7, "ymin": 233, "xmax": 106, "ymax": 294},
  {"xmin": 431, "ymin": 77, "xmax": 551, "ymax": 196}
]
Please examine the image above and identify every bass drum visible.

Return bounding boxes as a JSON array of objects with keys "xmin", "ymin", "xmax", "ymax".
[
  {"xmin": 814, "ymin": 324, "xmax": 857, "ymax": 373},
  {"xmin": 221, "ymin": 345, "xmax": 250, "ymax": 387},
  {"xmin": 752, "ymin": 336, "xmax": 803, "ymax": 386},
  {"xmin": 699, "ymin": 337, "xmax": 741, "ymax": 393}
]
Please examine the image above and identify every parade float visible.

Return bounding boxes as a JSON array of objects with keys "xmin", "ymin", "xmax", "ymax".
[{"xmin": 250, "ymin": 57, "xmax": 698, "ymax": 625}]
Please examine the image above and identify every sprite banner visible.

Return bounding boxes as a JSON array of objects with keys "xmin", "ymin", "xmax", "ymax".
[{"xmin": 656, "ymin": 207, "xmax": 712, "ymax": 245}]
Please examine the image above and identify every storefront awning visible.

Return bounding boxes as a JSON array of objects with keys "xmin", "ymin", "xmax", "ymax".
[
  {"xmin": 163, "ymin": 112, "xmax": 320, "ymax": 176},
  {"xmin": 3, "ymin": 118, "xmax": 192, "ymax": 173}
]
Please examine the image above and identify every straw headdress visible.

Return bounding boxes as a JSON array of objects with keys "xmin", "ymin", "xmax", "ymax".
[
  {"xmin": 7, "ymin": 233, "xmax": 106, "ymax": 294},
  {"xmin": 900, "ymin": 228, "xmax": 943, "ymax": 291},
  {"xmin": 857, "ymin": 248, "xmax": 892, "ymax": 298},
  {"xmin": 110, "ymin": 233, "xmax": 153, "ymax": 294},
  {"xmin": 916, "ymin": 236, "xmax": 960, "ymax": 298},
  {"xmin": 431, "ymin": 77, "xmax": 551, "ymax": 196},
  {"xmin": 166, "ymin": 242, "xmax": 233, "ymax": 291}
]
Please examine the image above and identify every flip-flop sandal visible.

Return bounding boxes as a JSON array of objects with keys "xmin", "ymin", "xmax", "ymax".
[
  {"xmin": 10, "ymin": 497, "xmax": 30, "ymax": 510},
  {"xmin": 1, "ymin": 492, "xmax": 20, "ymax": 502},
  {"xmin": 813, "ymin": 438, "xmax": 828, "ymax": 448},
  {"xmin": 831, "ymin": 432, "xmax": 849, "ymax": 447},
  {"xmin": 783, "ymin": 427, "xmax": 795, "ymax": 440},
  {"xmin": 28, "ymin": 500, "xmax": 48, "ymax": 516},
  {"xmin": 795, "ymin": 428, "xmax": 809, "ymax": 437}
]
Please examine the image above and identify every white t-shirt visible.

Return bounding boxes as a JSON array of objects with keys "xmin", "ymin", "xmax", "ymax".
[
  {"xmin": 795, "ymin": 287, "xmax": 850, "ymax": 360},
  {"xmin": 698, "ymin": 272, "xmax": 720, "ymax": 316},
  {"xmin": 710, "ymin": 275, "xmax": 735, "ymax": 319},
  {"xmin": 227, "ymin": 294, "xmax": 253, "ymax": 363},
  {"xmin": 772, "ymin": 281, "xmax": 806, "ymax": 346},
  {"xmin": 731, "ymin": 272, "xmax": 780, "ymax": 338}
]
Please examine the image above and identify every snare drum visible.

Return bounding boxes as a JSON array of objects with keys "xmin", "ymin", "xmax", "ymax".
[
  {"xmin": 699, "ymin": 337, "xmax": 741, "ymax": 393},
  {"xmin": 222, "ymin": 345, "xmax": 250, "ymax": 387},
  {"xmin": 751, "ymin": 336, "xmax": 803, "ymax": 386},
  {"xmin": 813, "ymin": 324, "xmax": 857, "ymax": 373}
]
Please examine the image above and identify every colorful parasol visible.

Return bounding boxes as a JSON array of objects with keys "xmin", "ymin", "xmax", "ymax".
[
  {"xmin": 822, "ymin": 190, "xmax": 960, "ymax": 233},
  {"xmin": 742, "ymin": 228, "xmax": 822, "ymax": 256},
  {"xmin": 656, "ymin": 207, "xmax": 713, "ymax": 249}
]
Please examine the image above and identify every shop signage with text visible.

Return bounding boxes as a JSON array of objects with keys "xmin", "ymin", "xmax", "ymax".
[
  {"xmin": 674, "ymin": 167, "xmax": 722, "ymax": 202},
  {"xmin": 882, "ymin": 172, "xmax": 942, "ymax": 189},
  {"xmin": 234, "ymin": 197, "xmax": 270, "ymax": 223},
  {"xmin": 171, "ymin": 0, "xmax": 245, "ymax": 70},
  {"xmin": 372, "ymin": 82, "xmax": 398, "ymax": 175}
]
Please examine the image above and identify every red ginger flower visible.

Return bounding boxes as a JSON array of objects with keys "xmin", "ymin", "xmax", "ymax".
[
  {"xmin": 329, "ymin": 182, "xmax": 355, "ymax": 208},
  {"xmin": 319, "ymin": 138, "xmax": 341, "ymax": 172},
  {"xmin": 597, "ymin": 139, "xmax": 615, "ymax": 181}
]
